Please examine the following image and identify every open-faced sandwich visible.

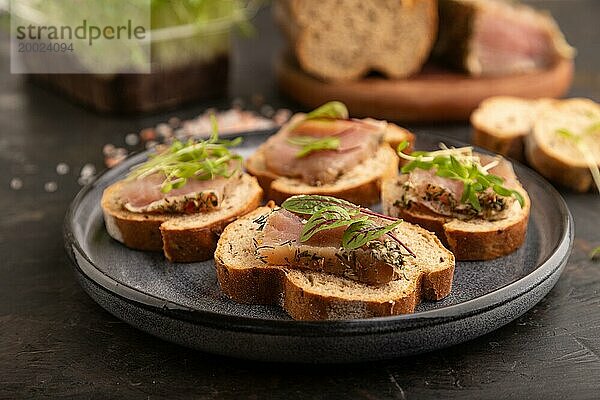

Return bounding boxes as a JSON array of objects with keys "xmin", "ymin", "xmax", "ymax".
[
  {"xmin": 214, "ymin": 195, "xmax": 455, "ymax": 320},
  {"xmin": 101, "ymin": 128, "xmax": 263, "ymax": 263},
  {"xmin": 382, "ymin": 143, "xmax": 530, "ymax": 260},
  {"xmin": 245, "ymin": 101, "xmax": 414, "ymax": 206}
]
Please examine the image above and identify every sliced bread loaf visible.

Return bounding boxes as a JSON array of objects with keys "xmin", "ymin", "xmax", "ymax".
[
  {"xmin": 102, "ymin": 173, "xmax": 263, "ymax": 262},
  {"xmin": 274, "ymin": 0, "xmax": 438, "ymax": 81},
  {"xmin": 215, "ymin": 205, "xmax": 455, "ymax": 320}
]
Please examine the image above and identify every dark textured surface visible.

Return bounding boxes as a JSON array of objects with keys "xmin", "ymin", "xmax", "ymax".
[{"xmin": 1, "ymin": 1, "xmax": 600, "ymax": 398}]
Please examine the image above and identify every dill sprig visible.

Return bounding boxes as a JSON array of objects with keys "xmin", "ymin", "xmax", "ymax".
[
  {"xmin": 127, "ymin": 115, "xmax": 243, "ymax": 193},
  {"xmin": 396, "ymin": 141, "xmax": 525, "ymax": 211},
  {"xmin": 281, "ymin": 195, "xmax": 415, "ymax": 256}
]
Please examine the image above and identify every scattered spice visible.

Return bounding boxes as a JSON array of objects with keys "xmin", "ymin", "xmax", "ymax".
[
  {"xmin": 10, "ymin": 177, "xmax": 23, "ymax": 190},
  {"xmin": 56, "ymin": 162, "xmax": 70, "ymax": 175},
  {"xmin": 125, "ymin": 133, "xmax": 139, "ymax": 146},
  {"xmin": 44, "ymin": 181, "xmax": 58, "ymax": 192}
]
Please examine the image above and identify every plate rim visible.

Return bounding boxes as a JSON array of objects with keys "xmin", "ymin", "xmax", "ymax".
[{"xmin": 64, "ymin": 132, "xmax": 574, "ymax": 336}]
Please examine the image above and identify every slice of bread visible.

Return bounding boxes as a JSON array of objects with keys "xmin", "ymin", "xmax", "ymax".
[
  {"xmin": 274, "ymin": 0, "xmax": 437, "ymax": 81},
  {"xmin": 471, "ymin": 97, "xmax": 553, "ymax": 162},
  {"xmin": 246, "ymin": 121, "xmax": 413, "ymax": 207},
  {"xmin": 102, "ymin": 173, "xmax": 263, "ymax": 262},
  {"xmin": 214, "ymin": 205, "xmax": 455, "ymax": 320},
  {"xmin": 525, "ymin": 98, "xmax": 600, "ymax": 192},
  {"xmin": 382, "ymin": 158, "xmax": 531, "ymax": 261}
]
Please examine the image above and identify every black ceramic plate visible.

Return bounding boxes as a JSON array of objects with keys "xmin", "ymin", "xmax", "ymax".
[{"xmin": 64, "ymin": 131, "xmax": 573, "ymax": 363}]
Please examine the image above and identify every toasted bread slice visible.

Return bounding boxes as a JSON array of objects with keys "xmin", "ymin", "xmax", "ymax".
[
  {"xmin": 382, "ymin": 158, "xmax": 531, "ymax": 261},
  {"xmin": 274, "ymin": 0, "xmax": 438, "ymax": 82},
  {"xmin": 215, "ymin": 205, "xmax": 455, "ymax": 320},
  {"xmin": 246, "ymin": 122, "xmax": 413, "ymax": 206},
  {"xmin": 525, "ymin": 98, "xmax": 600, "ymax": 193},
  {"xmin": 102, "ymin": 173, "xmax": 263, "ymax": 262},
  {"xmin": 471, "ymin": 97, "xmax": 556, "ymax": 162}
]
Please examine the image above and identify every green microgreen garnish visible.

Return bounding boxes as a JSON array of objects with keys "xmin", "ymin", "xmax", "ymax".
[
  {"xmin": 282, "ymin": 195, "xmax": 415, "ymax": 255},
  {"xmin": 127, "ymin": 114, "xmax": 243, "ymax": 194},
  {"xmin": 555, "ymin": 122, "xmax": 600, "ymax": 194},
  {"xmin": 286, "ymin": 135, "xmax": 341, "ymax": 158},
  {"xmin": 304, "ymin": 101, "xmax": 349, "ymax": 121},
  {"xmin": 396, "ymin": 141, "xmax": 525, "ymax": 211},
  {"xmin": 590, "ymin": 246, "xmax": 600, "ymax": 261},
  {"xmin": 287, "ymin": 101, "xmax": 349, "ymax": 133},
  {"xmin": 342, "ymin": 219, "xmax": 404, "ymax": 250}
]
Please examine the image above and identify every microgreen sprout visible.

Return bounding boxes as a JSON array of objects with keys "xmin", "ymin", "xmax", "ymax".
[
  {"xmin": 127, "ymin": 114, "xmax": 243, "ymax": 193},
  {"xmin": 396, "ymin": 141, "xmax": 525, "ymax": 211}
]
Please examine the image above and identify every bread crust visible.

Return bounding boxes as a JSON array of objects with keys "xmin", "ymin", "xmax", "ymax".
[
  {"xmin": 275, "ymin": 0, "xmax": 438, "ymax": 81},
  {"xmin": 101, "ymin": 174, "xmax": 263, "ymax": 262},
  {"xmin": 246, "ymin": 123, "xmax": 413, "ymax": 207},
  {"xmin": 215, "ymin": 206, "xmax": 455, "ymax": 320},
  {"xmin": 525, "ymin": 133, "xmax": 593, "ymax": 193},
  {"xmin": 381, "ymin": 162, "xmax": 531, "ymax": 261}
]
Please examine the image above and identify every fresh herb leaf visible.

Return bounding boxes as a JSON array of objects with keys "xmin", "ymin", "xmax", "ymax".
[
  {"xmin": 590, "ymin": 246, "xmax": 600, "ymax": 261},
  {"xmin": 300, "ymin": 206, "xmax": 368, "ymax": 242},
  {"xmin": 282, "ymin": 195, "xmax": 359, "ymax": 215},
  {"xmin": 127, "ymin": 114, "xmax": 242, "ymax": 193},
  {"xmin": 396, "ymin": 140, "xmax": 410, "ymax": 153},
  {"xmin": 397, "ymin": 144, "xmax": 526, "ymax": 210},
  {"xmin": 282, "ymin": 195, "xmax": 413, "ymax": 254},
  {"xmin": 304, "ymin": 101, "xmax": 349, "ymax": 121},
  {"xmin": 286, "ymin": 135, "xmax": 341, "ymax": 158},
  {"xmin": 342, "ymin": 219, "xmax": 403, "ymax": 250}
]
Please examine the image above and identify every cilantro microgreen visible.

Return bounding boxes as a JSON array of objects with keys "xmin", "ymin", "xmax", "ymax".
[
  {"xmin": 396, "ymin": 142, "xmax": 525, "ymax": 209},
  {"xmin": 127, "ymin": 114, "xmax": 243, "ymax": 193}
]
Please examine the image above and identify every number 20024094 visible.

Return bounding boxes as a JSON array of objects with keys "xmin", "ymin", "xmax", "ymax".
[{"xmin": 18, "ymin": 42, "xmax": 74, "ymax": 52}]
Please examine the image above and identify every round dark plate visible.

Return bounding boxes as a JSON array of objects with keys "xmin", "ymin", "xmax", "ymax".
[{"xmin": 64, "ymin": 131, "xmax": 573, "ymax": 363}]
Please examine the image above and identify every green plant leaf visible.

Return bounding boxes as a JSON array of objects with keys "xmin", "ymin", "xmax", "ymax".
[
  {"xmin": 286, "ymin": 135, "xmax": 341, "ymax": 158},
  {"xmin": 300, "ymin": 206, "xmax": 366, "ymax": 242},
  {"xmin": 281, "ymin": 195, "xmax": 358, "ymax": 215},
  {"xmin": 342, "ymin": 219, "xmax": 403, "ymax": 250},
  {"xmin": 304, "ymin": 101, "xmax": 349, "ymax": 121}
]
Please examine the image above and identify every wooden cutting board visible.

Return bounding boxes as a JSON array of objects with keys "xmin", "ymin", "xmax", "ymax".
[{"xmin": 276, "ymin": 56, "xmax": 574, "ymax": 123}]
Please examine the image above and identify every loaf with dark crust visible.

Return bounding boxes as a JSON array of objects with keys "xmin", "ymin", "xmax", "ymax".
[{"xmin": 274, "ymin": 0, "xmax": 438, "ymax": 82}]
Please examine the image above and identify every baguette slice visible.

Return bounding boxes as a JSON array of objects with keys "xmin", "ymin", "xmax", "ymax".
[
  {"xmin": 525, "ymin": 98, "xmax": 600, "ymax": 192},
  {"xmin": 471, "ymin": 97, "xmax": 542, "ymax": 161},
  {"xmin": 102, "ymin": 173, "xmax": 263, "ymax": 262},
  {"xmin": 246, "ymin": 120, "xmax": 414, "ymax": 207},
  {"xmin": 215, "ymin": 205, "xmax": 455, "ymax": 320},
  {"xmin": 382, "ymin": 158, "xmax": 531, "ymax": 261},
  {"xmin": 274, "ymin": 0, "xmax": 437, "ymax": 81}
]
